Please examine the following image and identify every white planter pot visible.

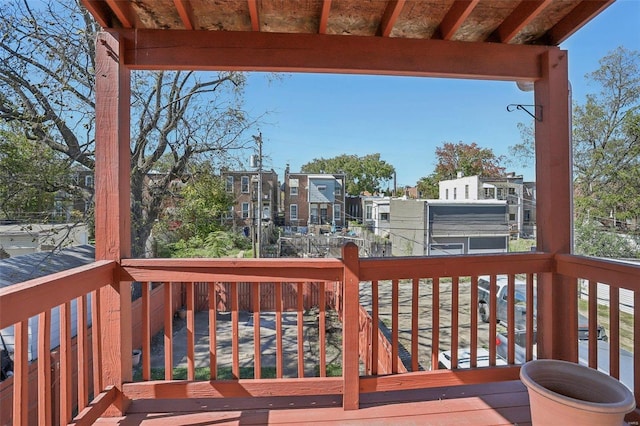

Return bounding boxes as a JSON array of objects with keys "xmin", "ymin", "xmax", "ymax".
[
  {"xmin": 132, "ymin": 349, "xmax": 142, "ymax": 367},
  {"xmin": 520, "ymin": 359, "xmax": 635, "ymax": 426}
]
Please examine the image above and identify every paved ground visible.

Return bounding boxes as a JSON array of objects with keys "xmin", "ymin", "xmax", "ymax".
[{"xmin": 142, "ymin": 278, "xmax": 494, "ymax": 376}]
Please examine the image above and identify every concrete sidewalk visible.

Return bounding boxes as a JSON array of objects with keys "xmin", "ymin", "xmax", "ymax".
[{"xmin": 147, "ymin": 309, "xmax": 342, "ymax": 378}]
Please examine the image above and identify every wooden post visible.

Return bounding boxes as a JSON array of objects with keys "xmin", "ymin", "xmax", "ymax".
[
  {"xmin": 534, "ymin": 48, "xmax": 577, "ymax": 362},
  {"xmin": 95, "ymin": 30, "xmax": 132, "ymax": 415},
  {"xmin": 341, "ymin": 243, "xmax": 360, "ymax": 410}
]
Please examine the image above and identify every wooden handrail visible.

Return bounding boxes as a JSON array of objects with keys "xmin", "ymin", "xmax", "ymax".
[
  {"xmin": 556, "ymin": 254, "xmax": 640, "ymax": 291},
  {"xmin": 358, "ymin": 252, "xmax": 554, "ymax": 281},
  {"xmin": 121, "ymin": 257, "xmax": 344, "ymax": 283},
  {"xmin": 0, "ymin": 260, "xmax": 116, "ymax": 329}
]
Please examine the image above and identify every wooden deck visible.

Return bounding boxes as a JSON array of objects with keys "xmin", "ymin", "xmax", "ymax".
[{"xmin": 95, "ymin": 380, "xmax": 531, "ymax": 425}]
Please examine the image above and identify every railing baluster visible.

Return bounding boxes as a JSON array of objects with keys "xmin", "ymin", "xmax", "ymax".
[
  {"xmin": 209, "ymin": 282, "xmax": 217, "ymax": 380},
  {"xmin": 507, "ymin": 274, "xmax": 515, "ymax": 365},
  {"xmin": 297, "ymin": 282, "xmax": 304, "ymax": 378},
  {"xmin": 411, "ymin": 277, "xmax": 419, "ymax": 372},
  {"xmin": 371, "ymin": 280, "xmax": 379, "ymax": 375},
  {"xmin": 451, "ymin": 276, "xmax": 459, "ymax": 370},
  {"xmin": 526, "ymin": 273, "xmax": 534, "ymax": 362},
  {"xmin": 275, "ymin": 282, "xmax": 283, "ymax": 378},
  {"xmin": 164, "ymin": 282, "xmax": 173, "ymax": 380},
  {"xmin": 634, "ymin": 289, "xmax": 640, "ymax": 408},
  {"xmin": 13, "ymin": 320, "xmax": 28, "ymax": 426},
  {"xmin": 253, "ymin": 282, "xmax": 261, "ymax": 379},
  {"xmin": 609, "ymin": 285, "xmax": 620, "ymax": 380},
  {"xmin": 489, "ymin": 275, "xmax": 497, "ymax": 367},
  {"xmin": 91, "ymin": 289, "xmax": 102, "ymax": 394},
  {"xmin": 141, "ymin": 282, "xmax": 151, "ymax": 381},
  {"xmin": 391, "ymin": 279, "xmax": 399, "ymax": 374},
  {"xmin": 431, "ymin": 277, "xmax": 440, "ymax": 371},
  {"xmin": 37, "ymin": 311, "xmax": 52, "ymax": 426},
  {"xmin": 470, "ymin": 276, "xmax": 478, "ymax": 368},
  {"xmin": 60, "ymin": 301, "xmax": 72, "ymax": 424},
  {"xmin": 588, "ymin": 280, "xmax": 597, "ymax": 369},
  {"xmin": 231, "ymin": 282, "xmax": 239, "ymax": 379},
  {"xmin": 186, "ymin": 282, "xmax": 195, "ymax": 380},
  {"xmin": 319, "ymin": 282, "xmax": 326, "ymax": 377},
  {"xmin": 77, "ymin": 294, "xmax": 89, "ymax": 411}
]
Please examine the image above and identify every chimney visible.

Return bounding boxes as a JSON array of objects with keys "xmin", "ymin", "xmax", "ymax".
[{"xmin": 457, "ymin": 171, "xmax": 463, "ymax": 179}]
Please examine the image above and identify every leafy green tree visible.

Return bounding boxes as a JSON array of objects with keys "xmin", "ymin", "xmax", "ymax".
[
  {"xmin": 417, "ymin": 141, "xmax": 506, "ymax": 198},
  {"xmin": 573, "ymin": 47, "xmax": 640, "ymax": 226},
  {"xmin": 172, "ymin": 168, "xmax": 235, "ymax": 240},
  {"xmin": 575, "ymin": 220, "xmax": 638, "ymax": 258},
  {"xmin": 0, "ymin": 127, "xmax": 72, "ymax": 220},
  {"xmin": 301, "ymin": 153, "xmax": 395, "ymax": 195},
  {"xmin": 0, "ymin": 1, "xmax": 258, "ymax": 257}
]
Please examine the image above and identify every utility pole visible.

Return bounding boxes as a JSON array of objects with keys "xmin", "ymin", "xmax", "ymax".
[{"xmin": 252, "ymin": 133, "xmax": 263, "ymax": 258}]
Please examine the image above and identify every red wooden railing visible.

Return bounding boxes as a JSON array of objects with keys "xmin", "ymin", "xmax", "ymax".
[{"xmin": 1, "ymin": 247, "xmax": 639, "ymax": 424}]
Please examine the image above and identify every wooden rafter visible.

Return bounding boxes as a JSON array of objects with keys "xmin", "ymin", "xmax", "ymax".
[
  {"xmin": 105, "ymin": 0, "xmax": 134, "ymax": 29},
  {"xmin": 377, "ymin": 0, "xmax": 406, "ymax": 37},
  {"xmin": 319, "ymin": 0, "xmax": 332, "ymax": 34},
  {"xmin": 248, "ymin": 0, "xmax": 260, "ymax": 32},
  {"xmin": 492, "ymin": 0, "xmax": 553, "ymax": 43},
  {"xmin": 438, "ymin": 0, "xmax": 480, "ymax": 40},
  {"xmin": 81, "ymin": 0, "xmax": 112, "ymax": 28},
  {"xmin": 545, "ymin": 0, "xmax": 614, "ymax": 45},
  {"xmin": 174, "ymin": 0, "xmax": 195, "ymax": 30}
]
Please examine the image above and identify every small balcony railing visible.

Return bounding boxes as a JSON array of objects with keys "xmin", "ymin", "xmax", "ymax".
[{"xmin": 1, "ymin": 245, "xmax": 638, "ymax": 424}]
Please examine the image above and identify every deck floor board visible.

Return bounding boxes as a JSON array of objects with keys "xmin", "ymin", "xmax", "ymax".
[{"xmin": 95, "ymin": 380, "xmax": 531, "ymax": 425}]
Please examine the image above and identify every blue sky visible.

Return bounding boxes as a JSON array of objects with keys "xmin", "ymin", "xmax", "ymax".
[{"xmin": 244, "ymin": 1, "xmax": 640, "ymax": 189}]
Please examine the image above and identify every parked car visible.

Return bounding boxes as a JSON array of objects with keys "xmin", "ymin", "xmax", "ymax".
[
  {"xmin": 437, "ymin": 347, "xmax": 507, "ymax": 370},
  {"xmin": 477, "ymin": 276, "xmax": 607, "ymax": 341},
  {"xmin": 496, "ymin": 330, "xmax": 633, "ymax": 390}
]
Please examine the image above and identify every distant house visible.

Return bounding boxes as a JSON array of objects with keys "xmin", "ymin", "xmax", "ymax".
[
  {"xmin": 0, "ymin": 223, "xmax": 89, "ymax": 257},
  {"xmin": 438, "ymin": 173, "xmax": 535, "ymax": 239},
  {"xmin": 390, "ymin": 199, "xmax": 509, "ymax": 256},
  {"xmin": 282, "ymin": 169, "xmax": 346, "ymax": 231},
  {"xmin": 362, "ymin": 196, "xmax": 391, "ymax": 237},
  {"xmin": 221, "ymin": 169, "xmax": 279, "ymax": 230}
]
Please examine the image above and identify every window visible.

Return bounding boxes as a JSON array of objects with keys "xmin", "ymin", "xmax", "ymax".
[
  {"xmin": 484, "ymin": 188, "xmax": 495, "ymax": 198},
  {"xmin": 524, "ymin": 210, "xmax": 531, "ymax": 222},
  {"xmin": 290, "ymin": 204, "xmax": 298, "ymax": 220},
  {"xmin": 509, "ymin": 213, "xmax": 516, "ymax": 221},
  {"xmin": 226, "ymin": 205, "xmax": 234, "ymax": 219},
  {"xmin": 333, "ymin": 204, "xmax": 341, "ymax": 221},
  {"xmin": 241, "ymin": 176, "xmax": 249, "ymax": 193},
  {"xmin": 85, "ymin": 175, "xmax": 94, "ymax": 188},
  {"xmin": 317, "ymin": 184, "xmax": 327, "ymax": 191},
  {"xmin": 242, "ymin": 202, "xmax": 249, "ymax": 218},
  {"xmin": 445, "ymin": 188, "xmax": 449, "ymax": 200},
  {"xmin": 365, "ymin": 205, "xmax": 372, "ymax": 220},
  {"xmin": 335, "ymin": 179, "xmax": 342, "ymax": 196},
  {"xmin": 453, "ymin": 187, "xmax": 457, "ymax": 200},
  {"xmin": 497, "ymin": 188, "xmax": 505, "ymax": 200},
  {"xmin": 508, "ymin": 187, "xmax": 516, "ymax": 196},
  {"xmin": 465, "ymin": 185, "xmax": 469, "ymax": 199},
  {"xmin": 289, "ymin": 178, "xmax": 299, "ymax": 196},
  {"xmin": 379, "ymin": 212, "xmax": 389, "ymax": 221},
  {"xmin": 225, "ymin": 176, "xmax": 233, "ymax": 192}
]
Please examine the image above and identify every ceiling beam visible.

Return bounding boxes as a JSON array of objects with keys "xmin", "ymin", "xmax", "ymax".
[
  {"xmin": 377, "ymin": 0, "xmax": 406, "ymax": 37},
  {"xmin": 438, "ymin": 0, "xmax": 480, "ymax": 40},
  {"xmin": 492, "ymin": 0, "xmax": 552, "ymax": 43},
  {"xmin": 105, "ymin": 0, "xmax": 134, "ymax": 29},
  {"xmin": 120, "ymin": 29, "xmax": 550, "ymax": 81},
  {"xmin": 319, "ymin": 0, "xmax": 332, "ymax": 34},
  {"xmin": 545, "ymin": 0, "xmax": 614, "ymax": 45},
  {"xmin": 80, "ymin": 0, "xmax": 113, "ymax": 28},
  {"xmin": 174, "ymin": 0, "xmax": 195, "ymax": 30}
]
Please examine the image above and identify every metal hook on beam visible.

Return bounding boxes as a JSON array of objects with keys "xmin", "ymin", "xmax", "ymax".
[{"xmin": 507, "ymin": 104, "xmax": 542, "ymax": 122}]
